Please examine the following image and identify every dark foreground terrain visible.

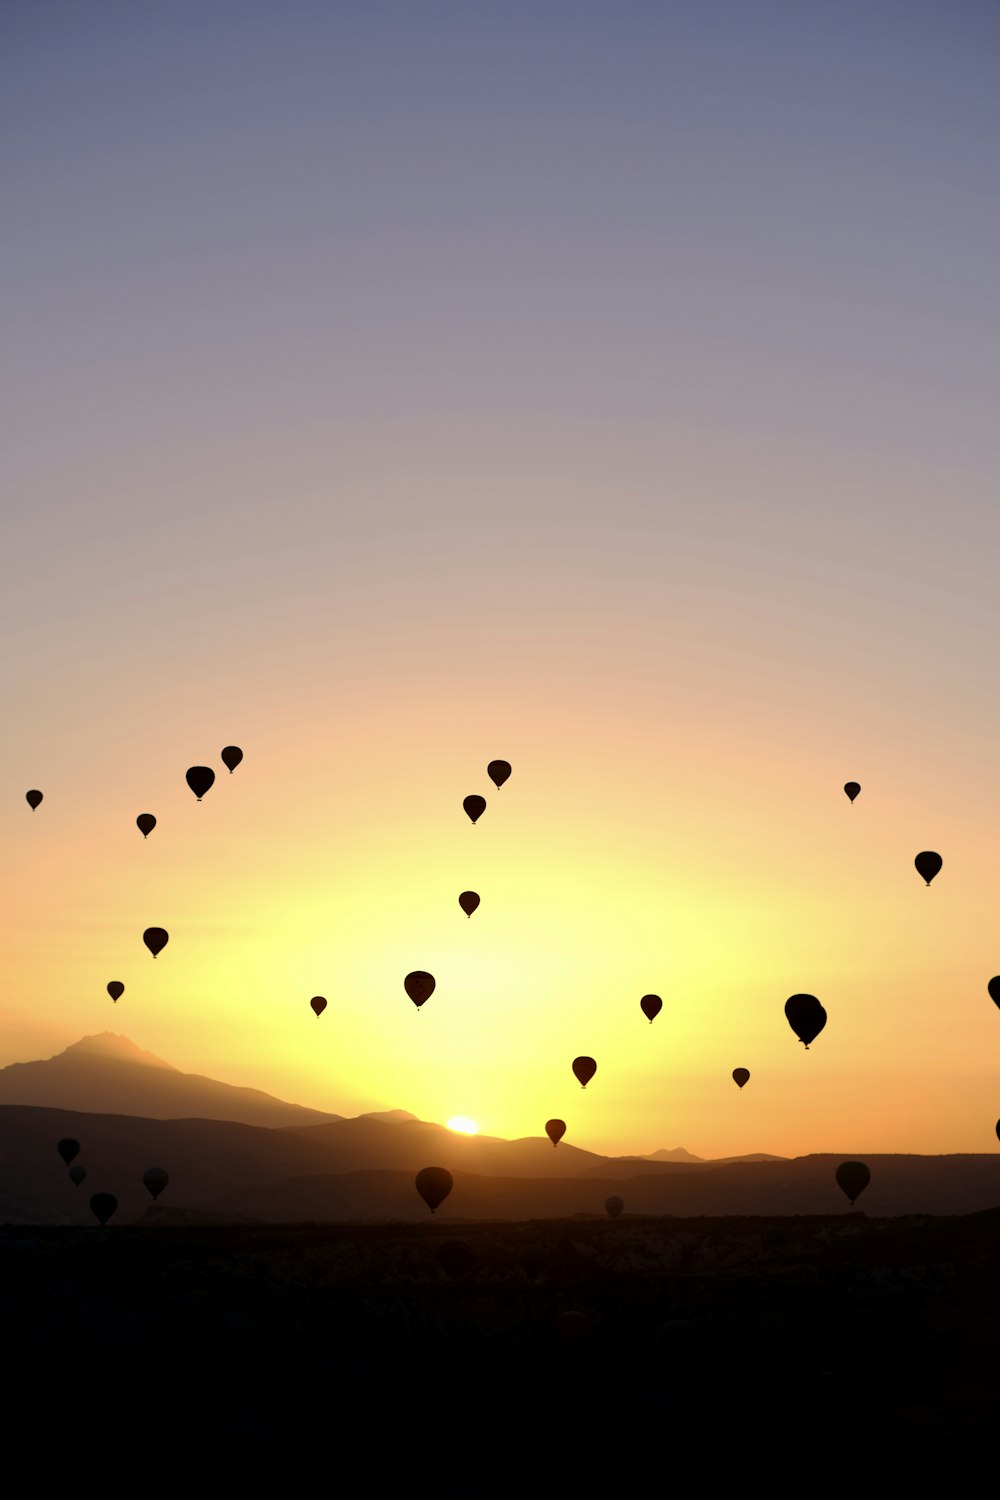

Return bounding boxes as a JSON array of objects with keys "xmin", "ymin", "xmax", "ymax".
[{"xmin": 4, "ymin": 1210, "xmax": 998, "ymax": 1485}]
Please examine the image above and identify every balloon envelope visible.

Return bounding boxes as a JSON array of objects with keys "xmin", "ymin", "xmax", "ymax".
[
  {"xmin": 404, "ymin": 971, "xmax": 435, "ymax": 1008},
  {"xmin": 914, "ymin": 850, "xmax": 942, "ymax": 885},
  {"xmin": 572, "ymin": 1056, "xmax": 597, "ymax": 1088},
  {"xmin": 487, "ymin": 760, "xmax": 512, "ymax": 789},
  {"xmin": 90, "ymin": 1193, "xmax": 117, "ymax": 1226},
  {"xmin": 784, "ymin": 994, "xmax": 827, "ymax": 1048},
  {"xmin": 458, "ymin": 891, "xmax": 480, "ymax": 917},
  {"xmin": 186, "ymin": 765, "xmax": 215, "ymax": 801},
  {"xmin": 605, "ymin": 1196, "xmax": 624, "ymax": 1219},
  {"xmin": 835, "ymin": 1161, "xmax": 871, "ymax": 1205},
  {"xmin": 545, "ymin": 1119, "xmax": 566, "ymax": 1147},
  {"xmin": 463, "ymin": 794, "xmax": 486, "ymax": 824},
  {"xmin": 57, "ymin": 1138, "xmax": 80, "ymax": 1166},
  {"xmin": 415, "ymin": 1166, "xmax": 453, "ymax": 1213},
  {"xmin": 68, "ymin": 1164, "xmax": 86, "ymax": 1187},
  {"xmin": 732, "ymin": 1068, "xmax": 750, "ymax": 1089},
  {"xmin": 640, "ymin": 994, "xmax": 662, "ymax": 1023},
  {"xmin": 136, "ymin": 813, "xmax": 156, "ymax": 838},
  {"xmin": 25, "ymin": 789, "xmax": 43, "ymax": 810},
  {"xmin": 143, "ymin": 1167, "xmax": 169, "ymax": 1201},
  {"xmin": 107, "ymin": 981, "xmax": 124, "ymax": 1002},
  {"xmin": 843, "ymin": 782, "xmax": 861, "ymax": 802},
  {"xmin": 310, "ymin": 995, "xmax": 327, "ymax": 1017},
  {"xmin": 989, "ymin": 976, "xmax": 1000, "ymax": 1010},
  {"xmin": 143, "ymin": 927, "xmax": 169, "ymax": 958},
  {"xmin": 221, "ymin": 745, "xmax": 243, "ymax": 773}
]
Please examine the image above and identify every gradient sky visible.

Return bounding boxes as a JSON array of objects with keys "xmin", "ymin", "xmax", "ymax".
[{"xmin": 2, "ymin": 2, "xmax": 999, "ymax": 1157}]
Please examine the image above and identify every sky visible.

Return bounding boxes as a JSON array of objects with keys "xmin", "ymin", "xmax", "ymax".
[{"xmin": 2, "ymin": 1, "xmax": 999, "ymax": 1158}]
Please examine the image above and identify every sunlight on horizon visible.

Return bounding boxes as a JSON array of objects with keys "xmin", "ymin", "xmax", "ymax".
[{"xmin": 447, "ymin": 1116, "xmax": 479, "ymax": 1136}]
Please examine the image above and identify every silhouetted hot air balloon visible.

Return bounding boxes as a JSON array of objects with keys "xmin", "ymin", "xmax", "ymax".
[
  {"xmin": 835, "ymin": 1161, "xmax": 870, "ymax": 1206},
  {"xmin": 640, "ymin": 994, "xmax": 662, "ymax": 1024},
  {"xmin": 914, "ymin": 851, "xmax": 942, "ymax": 886},
  {"xmin": 136, "ymin": 813, "xmax": 156, "ymax": 838},
  {"xmin": 415, "ymin": 1166, "xmax": 453, "ymax": 1214},
  {"xmin": 458, "ymin": 891, "xmax": 480, "ymax": 917},
  {"xmin": 545, "ymin": 1119, "xmax": 566, "ymax": 1147},
  {"xmin": 310, "ymin": 995, "xmax": 327, "ymax": 1017},
  {"xmin": 90, "ymin": 1193, "xmax": 117, "ymax": 1226},
  {"xmin": 463, "ymin": 795, "xmax": 486, "ymax": 825},
  {"xmin": 784, "ymin": 994, "xmax": 827, "ymax": 1049},
  {"xmin": 572, "ymin": 1056, "xmax": 597, "ymax": 1089},
  {"xmin": 221, "ymin": 746, "xmax": 243, "ymax": 773},
  {"xmin": 438, "ymin": 1241, "xmax": 475, "ymax": 1279},
  {"xmin": 989, "ymin": 977, "xmax": 1000, "ymax": 1010},
  {"xmin": 605, "ymin": 1196, "xmax": 624, "ymax": 1219},
  {"xmin": 186, "ymin": 766, "xmax": 215, "ymax": 801},
  {"xmin": 487, "ymin": 760, "xmax": 511, "ymax": 789},
  {"xmin": 57, "ymin": 1138, "xmax": 80, "ymax": 1166},
  {"xmin": 844, "ymin": 782, "xmax": 861, "ymax": 803},
  {"xmin": 732, "ymin": 1068, "xmax": 750, "ymax": 1089},
  {"xmin": 143, "ymin": 927, "xmax": 169, "ymax": 958},
  {"xmin": 143, "ymin": 1167, "xmax": 169, "ymax": 1201},
  {"xmin": 26, "ymin": 790, "xmax": 43, "ymax": 810},
  {"xmin": 107, "ymin": 981, "xmax": 124, "ymax": 1003},
  {"xmin": 68, "ymin": 1164, "xmax": 86, "ymax": 1187},
  {"xmin": 996, "ymin": 1120, "xmax": 1000, "ymax": 1144},
  {"xmin": 405, "ymin": 971, "xmax": 435, "ymax": 1010}
]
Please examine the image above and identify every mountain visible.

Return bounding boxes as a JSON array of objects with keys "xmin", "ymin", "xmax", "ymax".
[
  {"xmin": 0, "ymin": 1034, "xmax": 341, "ymax": 1128},
  {"xmin": 645, "ymin": 1147, "xmax": 705, "ymax": 1162}
]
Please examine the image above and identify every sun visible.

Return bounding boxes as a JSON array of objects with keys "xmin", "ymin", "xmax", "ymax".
[{"xmin": 446, "ymin": 1116, "xmax": 479, "ymax": 1135}]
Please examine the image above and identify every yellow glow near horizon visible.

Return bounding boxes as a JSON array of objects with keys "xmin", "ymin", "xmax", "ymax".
[{"xmin": 447, "ymin": 1116, "xmax": 479, "ymax": 1135}]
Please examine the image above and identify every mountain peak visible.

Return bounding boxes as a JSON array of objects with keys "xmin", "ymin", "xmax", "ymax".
[
  {"xmin": 645, "ymin": 1146, "xmax": 705, "ymax": 1163},
  {"xmin": 59, "ymin": 1034, "xmax": 177, "ymax": 1070}
]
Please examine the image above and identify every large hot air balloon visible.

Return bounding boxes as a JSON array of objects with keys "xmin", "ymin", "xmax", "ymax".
[
  {"xmin": 26, "ymin": 790, "xmax": 43, "ymax": 810},
  {"xmin": 186, "ymin": 766, "xmax": 215, "ymax": 801},
  {"xmin": 57, "ymin": 1138, "xmax": 80, "ymax": 1166},
  {"xmin": 843, "ymin": 782, "xmax": 861, "ymax": 803},
  {"xmin": 487, "ymin": 760, "xmax": 511, "ymax": 789},
  {"xmin": 415, "ymin": 1166, "xmax": 453, "ymax": 1214},
  {"xmin": 107, "ymin": 981, "xmax": 124, "ymax": 1003},
  {"xmin": 136, "ymin": 813, "xmax": 156, "ymax": 838},
  {"xmin": 732, "ymin": 1068, "xmax": 750, "ymax": 1089},
  {"xmin": 221, "ymin": 746, "xmax": 243, "ymax": 773},
  {"xmin": 310, "ymin": 995, "xmax": 327, "ymax": 1017},
  {"xmin": 69, "ymin": 1164, "xmax": 86, "ymax": 1187},
  {"xmin": 835, "ymin": 1161, "xmax": 870, "ymax": 1205},
  {"xmin": 90, "ymin": 1193, "xmax": 117, "ymax": 1226},
  {"xmin": 463, "ymin": 795, "xmax": 486, "ymax": 825},
  {"xmin": 640, "ymin": 994, "xmax": 662, "ymax": 1024},
  {"xmin": 989, "ymin": 977, "xmax": 1000, "ymax": 1010},
  {"xmin": 784, "ymin": 994, "xmax": 827, "ymax": 1049},
  {"xmin": 405, "ymin": 971, "xmax": 435, "ymax": 1010},
  {"xmin": 605, "ymin": 1196, "xmax": 624, "ymax": 1219},
  {"xmin": 914, "ymin": 851, "xmax": 942, "ymax": 886},
  {"xmin": 545, "ymin": 1119, "xmax": 566, "ymax": 1147},
  {"xmin": 143, "ymin": 927, "xmax": 169, "ymax": 958},
  {"xmin": 572, "ymin": 1056, "xmax": 597, "ymax": 1089},
  {"xmin": 458, "ymin": 891, "xmax": 480, "ymax": 918},
  {"xmin": 143, "ymin": 1167, "xmax": 169, "ymax": 1201}
]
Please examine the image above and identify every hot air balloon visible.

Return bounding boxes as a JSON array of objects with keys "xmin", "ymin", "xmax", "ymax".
[
  {"xmin": 545, "ymin": 1119, "xmax": 566, "ymax": 1147},
  {"xmin": 143, "ymin": 1168, "xmax": 169, "ymax": 1201},
  {"xmin": 143, "ymin": 927, "xmax": 168, "ymax": 958},
  {"xmin": 784, "ymin": 994, "xmax": 827, "ymax": 1048},
  {"xmin": 185, "ymin": 766, "xmax": 215, "ymax": 801},
  {"xmin": 310, "ymin": 995, "xmax": 327, "ymax": 1018},
  {"xmin": 221, "ymin": 746, "xmax": 243, "ymax": 773},
  {"xmin": 458, "ymin": 891, "xmax": 480, "ymax": 917},
  {"xmin": 68, "ymin": 1165, "xmax": 86, "ymax": 1187},
  {"xmin": 996, "ymin": 1120, "xmax": 1000, "ymax": 1144},
  {"xmin": 835, "ymin": 1161, "xmax": 870, "ymax": 1206},
  {"xmin": 640, "ymin": 994, "xmax": 662, "ymax": 1024},
  {"xmin": 438, "ymin": 1241, "xmax": 475, "ymax": 1279},
  {"xmin": 57, "ymin": 1139, "xmax": 80, "ymax": 1166},
  {"xmin": 605, "ymin": 1196, "xmax": 624, "ymax": 1219},
  {"xmin": 732, "ymin": 1068, "xmax": 750, "ymax": 1089},
  {"xmin": 415, "ymin": 1166, "xmax": 453, "ymax": 1214},
  {"xmin": 989, "ymin": 977, "xmax": 1000, "ymax": 1010},
  {"xmin": 914, "ymin": 851, "xmax": 942, "ymax": 886},
  {"xmin": 26, "ymin": 790, "xmax": 43, "ymax": 810},
  {"xmin": 843, "ymin": 782, "xmax": 861, "ymax": 803},
  {"xmin": 487, "ymin": 760, "xmax": 512, "ymax": 789},
  {"xmin": 463, "ymin": 795, "xmax": 486, "ymax": 825},
  {"xmin": 136, "ymin": 813, "xmax": 156, "ymax": 838},
  {"xmin": 405, "ymin": 971, "xmax": 435, "ymax": 1010},
  {"xmin": 90, "ymin": 1193, "xmax": 117, "ymax": 1226},
  {"xmin": 572, "ymin": 1056, "xmax": 597, "ymax": 1089},
  {"xmin": 107, "ymin": 981, "xmax": 124, "ymax": 1003}
]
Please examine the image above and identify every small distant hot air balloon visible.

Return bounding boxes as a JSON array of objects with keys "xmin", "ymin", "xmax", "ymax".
[
  {"xmin": 90, "ymin": 1193, "xmax": 117, "ymax": 1226},
  {"xmin": 405, "ymin": 971, "xmax": 435, "ymax": 1010},
  {"xmin": 835, "ymin": 1161, "xmax": 870, "ymax": 1206},
  {"xmin": 136, "ymin": 813, "xmax": 156, "ymax": 838},
  {"xmin": 640, "ymin": 994, "xmax": 662, "ymax": 1024},
  {"xmin": 988, "ymin": 977, "xmax": 1000, "ymax": 1010},
  {"xmin": 463, "ymin": 795, "xmax": 486, "ymax": 825},
  {"xmin": 572, "ymin": 1056, "xmax": 597, "ymax": 1089},
  {"xmin": 143, "ymin": 927, "xmax": 169, "ymax": 958},
  {"xmin": 310, "ymin": 995, "xmax": 327, "ymax": 1017},
  {"xmin": 415, "ymin": 1166, "xmax": 453, "ymax": 1214},
  {"xmin": 843, "ymin": 782, "xmax": 861, "ymax": 803},
  {"xmin": 545, "ymin": 1119, "xmax": 566, "ymax": 1147},
  {"xmin": 487, "ymin": 760, "xmax": 512, "ymax": 789},
  {"xmin": 732, "ymin": 1068, "xmax": 750, "ymax": 1089},
  {"xmin": 784, "ymin": 994, "xmax": 827, "ymax": 1049},
  {"xmin": 914, "ymin": 851, "xmax": 942, "ymax": 886},
  {"xmin": 186, "ymin": 766, "xmax": 215, "ymax": 801},
  {"xmin": 68, "ymin": 1164, "xmax": 86, "ymax": 1187},
  {"xmin": 26, "ymin": 790, "xmax": 43, "ymax": 810},
  {"xmin": 107, "ymin": 981, "xmax": 124, "ymax": 1003},
  {"xmin": 438, "ymin": 1241, "xmax": 475, "ymax": 1279},
  {"xmin": 458, "ymin": 891, "xmax": 480, "ymax": 918},
  {"xmin": 57, "ymin": 1139, "xmax": 80, "ymax": 1166},
  {"xmin": 996, "ymin": 1120, "xmax": 1000, "ymax": 1144},
  {"xmin": 221, "ymin": 746, "xmax": 243, "ymax": 774},
  {"xmin": 142, "ymin": 1167, "xmax": 169, "ymax": 1201},
  {"xmin": 605, "ymin": 1196, "xmax": 624, "ymax": 1219}
]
